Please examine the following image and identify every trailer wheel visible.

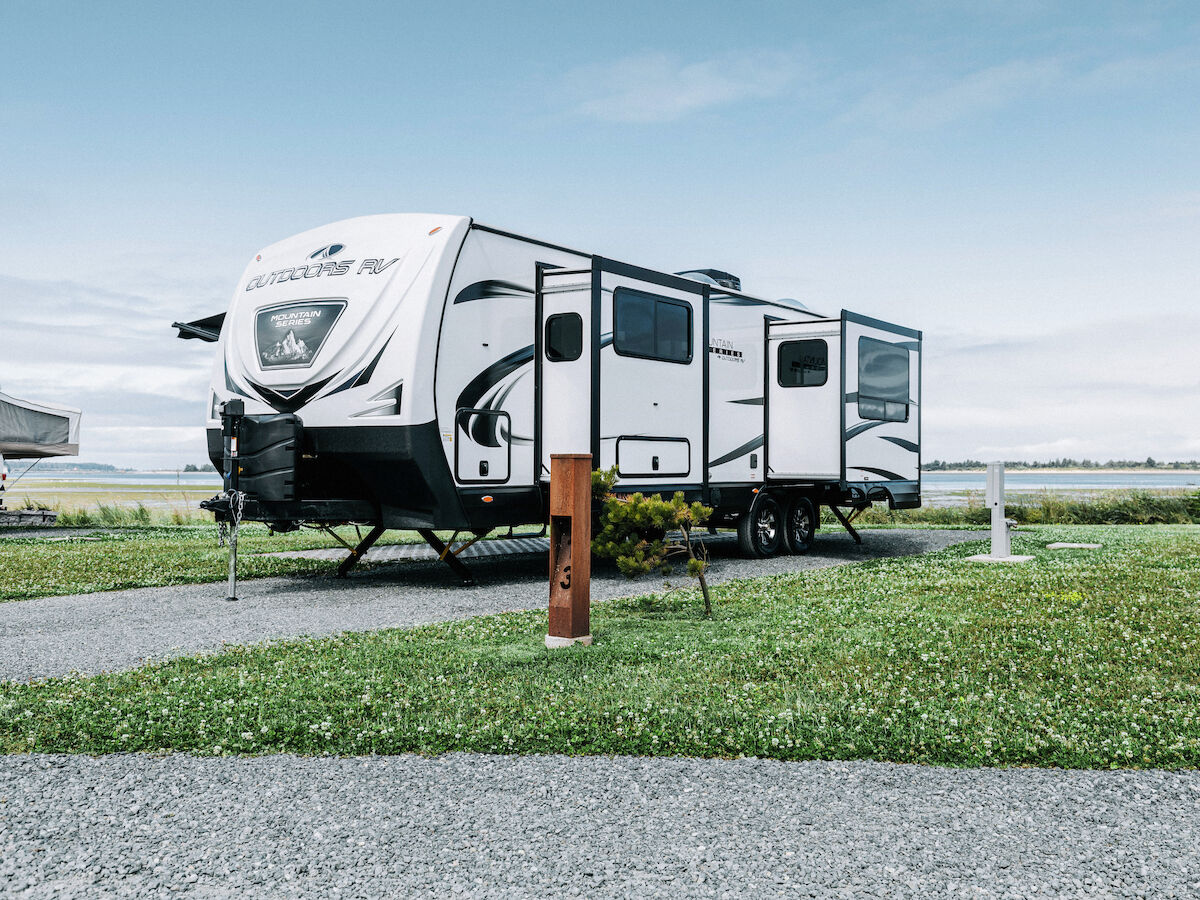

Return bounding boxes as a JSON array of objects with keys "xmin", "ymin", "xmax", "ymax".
[
  {"xmin": 784, "ymin": 496, "xmax": 817, "ymax": 555},
  {"xmin": 737, "ymin": 495, "xmax": 784, "ymax": 557}
]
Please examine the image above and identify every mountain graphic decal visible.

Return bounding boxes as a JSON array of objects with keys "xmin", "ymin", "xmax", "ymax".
[
  {"xmin": 262, "ymin": 329, "xmax": 312, "ymax": 364},
  {"xmin": 254, "ymin": 299, "xmax": 347, "ymax": 370}
]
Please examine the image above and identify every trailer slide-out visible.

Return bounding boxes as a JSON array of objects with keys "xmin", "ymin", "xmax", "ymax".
[{"xmin": 175, "ymin": 214, "xmax": 922, "ymax": 573}]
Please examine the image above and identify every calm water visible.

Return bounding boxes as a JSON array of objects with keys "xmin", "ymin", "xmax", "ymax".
[
  {"xmin": 13, "ymin": 471, "xmax": 222, "ymax": 487},
  {"xmin": 923, "ymin": 471, "xmax": 1200, "ymax": 494}
]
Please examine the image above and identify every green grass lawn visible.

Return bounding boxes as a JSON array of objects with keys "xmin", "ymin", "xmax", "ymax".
[
  {"xmin": 2, "ymin": 525, "xmax": 1198, "ymax": 768},
  {"xmin": 0, "ymin": 524, "xmax": 554, "ymax": 602},
  {"xmin": 0, "ymin": 525, "xmax": 441, "ymax": 602}
]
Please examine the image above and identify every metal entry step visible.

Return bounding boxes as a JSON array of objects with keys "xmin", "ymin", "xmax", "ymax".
[{"xmin": 260, "ymin": 535, "xmax": 551, "ymax": 563}]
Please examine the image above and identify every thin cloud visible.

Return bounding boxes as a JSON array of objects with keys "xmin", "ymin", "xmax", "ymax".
[
  {"xmin": 843, "ymin": 49, "xmax": 1196, "ymax": 130},
  {"xmin": 567, "ymin": 50, "xmax": 801, "ymax": 123},
  {"xmin": 924, "ymin": 316, "xmax": 1200, "ymax": 460}
]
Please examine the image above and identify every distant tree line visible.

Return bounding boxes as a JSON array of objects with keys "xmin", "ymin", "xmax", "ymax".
[
  {"xmin": 923, "ymin": 458, "xmax": 1200, "ymax": 471},
  {"xmin": 35, "ymin": 462, "xmax": 123, "ymax": 472}
]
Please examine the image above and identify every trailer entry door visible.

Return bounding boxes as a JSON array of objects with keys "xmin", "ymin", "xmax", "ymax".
[
  {"xmin": 536, "ymin": 266, "xmax": 594, "ymax": 482},
  {"xmin": 599, "ymin": 268, "xmax": 704, "ymax": 487},
  {"xmin": 766, "ymin": 318, "xmax": 842, "ymax": 480}
]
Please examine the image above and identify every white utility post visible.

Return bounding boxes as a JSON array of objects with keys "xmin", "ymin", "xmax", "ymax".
[
  {"xmin": 968, "ymin": 461, "xmax": 1032, "ymax": 563},
  {"xmin": 986, "ymin": 461, "xmax": 1010, "ymax": 558}
]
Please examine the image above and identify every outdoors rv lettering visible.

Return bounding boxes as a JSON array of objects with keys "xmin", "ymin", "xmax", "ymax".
[{"xmin": 244, "ymin": 257, "xmax": 399, "ymax": 291}]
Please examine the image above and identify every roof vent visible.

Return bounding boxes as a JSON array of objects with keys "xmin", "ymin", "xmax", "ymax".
[{"xmin": 676, "ymin": 269, "xmax": 741, "ymax": 291}]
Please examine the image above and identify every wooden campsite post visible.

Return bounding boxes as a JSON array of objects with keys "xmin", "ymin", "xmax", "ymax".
[{"xmin": 546, "ymin": 453, "xmax": 592, "ymax": 648}]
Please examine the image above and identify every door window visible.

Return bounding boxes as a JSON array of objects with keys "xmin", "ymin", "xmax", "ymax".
[
  {"xmin": 777, "ymin": 339, "xmax": 828, "ymax": 387},
  {"xmin": 545, "ymin": 313, "xmax": 583, "ymax": 362}
]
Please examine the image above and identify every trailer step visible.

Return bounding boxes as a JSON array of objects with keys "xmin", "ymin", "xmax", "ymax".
[{"xmin": 258, "ymin": 535, "xmax": 552, "ymax": 564}]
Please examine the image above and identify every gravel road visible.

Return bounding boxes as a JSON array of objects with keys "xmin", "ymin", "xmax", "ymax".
[
  {"xmin": 2, "ymin": 753, "xmax": 1197, "ymax": 898},
  {"xmin": 0, "ymin": 530, "xmax": 976, "ymax": 682}
]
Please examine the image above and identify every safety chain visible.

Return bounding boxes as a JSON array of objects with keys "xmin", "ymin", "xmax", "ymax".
[{"xmin": 216, "ymin": 490, "xmax": 246, "ymax": 547}]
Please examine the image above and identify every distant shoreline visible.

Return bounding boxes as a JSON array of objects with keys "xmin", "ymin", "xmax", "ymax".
[{"xmin": 924, "ymin": 468, "xmax": 1200, "ymax": 475}]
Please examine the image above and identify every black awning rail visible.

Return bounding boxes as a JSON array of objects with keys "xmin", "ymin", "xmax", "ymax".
[{"xmin": 173, "ymin": 312, "xmax": 226, "ymax": 342}]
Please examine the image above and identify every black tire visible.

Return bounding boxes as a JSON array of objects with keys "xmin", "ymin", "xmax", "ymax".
[
  {"xmin": 737, "ymin": 494, "xmax": 784, "ymax": 557},
  {"xmin": 784, "ymin": 495, "xmax": 817, "ymax": 555}
]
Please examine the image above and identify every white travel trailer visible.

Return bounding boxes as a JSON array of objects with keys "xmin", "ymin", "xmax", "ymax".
[{"xmin": 177, "ymin": 214, "xmax": 921, "ymax": 579}]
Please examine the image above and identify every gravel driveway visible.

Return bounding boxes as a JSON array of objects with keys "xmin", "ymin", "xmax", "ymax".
[
  {"xmin": 0, "ymin": 530, "xmax": 976, "ymax": 682},
  {"xmin": 2, "ymin": 752, "xmax": 1197, "ymax": 899}
]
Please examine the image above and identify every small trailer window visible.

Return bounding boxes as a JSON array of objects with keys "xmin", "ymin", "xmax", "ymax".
[
  {"xmin": 545, "ymin": 313, "xmax": 583, "ymax": 362},
  {"xmin": 857, "ymin": 337, "xmax": 910, "ymax": 422},
  {"xmin": 777, "ymin": 339, "xmax": 828, "ymax": 387},
  {"xmin": 613, "ymin": 288, "xmax": 692, "ymax": 364}
]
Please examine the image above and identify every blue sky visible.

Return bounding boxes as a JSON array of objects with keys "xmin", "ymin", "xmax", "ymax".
[{"xmin": 2, "ymin": 1, "xmax": 1198, "ymax": 467}]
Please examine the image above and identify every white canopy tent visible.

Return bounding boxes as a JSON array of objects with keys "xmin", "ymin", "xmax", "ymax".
[{"xmin": 0, "ymin": 391, "xmax": 81, "ymax": 459}]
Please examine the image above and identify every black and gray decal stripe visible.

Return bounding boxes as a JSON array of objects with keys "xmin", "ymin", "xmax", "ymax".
[
  {"xmin": 729, "ymin": 397, "xmax": 764, "ymax": 406},
  {"xmin": 456, "ymin": 345, "xmax": 536, "ymax": 411},
  {"xmin": 879, "ymin": 435, "xmax": 919, "ymax": 453},
  {"xmin": 248, "ymin": 376, "xmax": 336, "ymax": 413},
  {"xmin": 453, "ymin": 280, "xmax": 533, "ymax": 305},
  {"xmin": 848, "ymin": 466, "xmax": 906, "ymax": 480},
  {"xmin": 845, "ymin": 420, "xmax": 886, "ymax": 440},
  {"xmin": 709, "ymin": 435, "xmax": 763, "ymax": 468},
  {"xmin": 326, "ymin": 335, "xmax": 394, "ymax": 397},
  {"xmin": 457, "ymin": 335, "xmax": 614, "ymax": 447}
]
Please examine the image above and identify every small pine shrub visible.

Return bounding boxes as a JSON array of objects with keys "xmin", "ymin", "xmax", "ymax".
[{"xmin": 591, "ymin": 473, "xmax": 715, "ymax": 616}]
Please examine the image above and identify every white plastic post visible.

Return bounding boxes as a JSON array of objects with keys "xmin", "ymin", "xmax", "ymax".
[{"xmin": 986, "ymin": 461, "xmax": 1010, "ymax": 559}]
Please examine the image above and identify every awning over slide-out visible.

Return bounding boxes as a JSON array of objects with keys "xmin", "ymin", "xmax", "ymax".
[{"xmin": 0, "ymin": 391, "xmax": 81, "ymax": 459}]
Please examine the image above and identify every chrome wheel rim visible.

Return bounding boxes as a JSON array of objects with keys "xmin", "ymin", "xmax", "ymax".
[
  {"xmin": 755, "ymin": 506, "xmax": 778, "ymax": 547},
  {"xmin": 790, "ymin": 507, "xmax": 812, "ymax": 543}
]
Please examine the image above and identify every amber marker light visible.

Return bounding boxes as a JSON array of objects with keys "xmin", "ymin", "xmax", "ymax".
[
  {"xmin": 429, "ymin": 226, "xmax": 442, "ymax": 235},
  {"xmin": 482, "ymin": 495, "xmax": 493, "ymax": 503}
]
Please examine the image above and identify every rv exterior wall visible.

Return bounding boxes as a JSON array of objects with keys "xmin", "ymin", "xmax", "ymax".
[
  {"xmin": 435, "ymin": 228, "xmax": 589, "ymax": 489},
  {"xmin": 207, "ymin": 214, "xmax": 471, "ymax": 431},
  {"xmin": 200, "ymin": 213, "xmax": 922, "ymax": 534}
]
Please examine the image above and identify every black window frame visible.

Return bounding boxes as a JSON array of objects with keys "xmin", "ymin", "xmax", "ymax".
[
  {"xmin": 857, "ymin": 336, "xmax": 910, "ymax": 423},
  {"xmin": 544, "ymin": 312, "xmax": 583, "ymax": 362},
  {"xmin": 777, "ymin": 338, "xmax": 829, "ymax": 388},
  {"xmin": 612, "ymin": 287, "xmax": 693, "ymax": 365}
]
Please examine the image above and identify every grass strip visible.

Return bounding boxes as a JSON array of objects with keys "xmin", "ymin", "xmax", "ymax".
[
  {"xmin": 0, "ymin": 525, "xmax": 430, "ymax": 602},
  {"xmin": 2, "ymin": 525, "xmax": 1198, "ymax": 768}
]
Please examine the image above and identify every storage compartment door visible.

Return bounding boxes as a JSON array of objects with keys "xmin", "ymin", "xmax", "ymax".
[
  {"xmin": 537, "ymin": 266, "xmax": 594, "ymax": 482},
  {"xmin": 455, "ymin": 408, "xmax": 511, "ymax": 483},
  {"xmin": 616, "ymin": 437, "xmax": 690, "ymax": 477},
  {"xmin": 766, "ymin": 319, "xmax": 841, "ymax": 480}
]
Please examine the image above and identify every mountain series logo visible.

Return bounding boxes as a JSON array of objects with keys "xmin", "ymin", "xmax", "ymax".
[{"xmin": 254, "ymin": 300, "xmax": 347, "ymax": 370}]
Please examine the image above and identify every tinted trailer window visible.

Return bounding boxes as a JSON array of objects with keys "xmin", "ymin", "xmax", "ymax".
[{"xmin": 857, "ymin": 336, "xmax": 910, "ymax": 422}]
